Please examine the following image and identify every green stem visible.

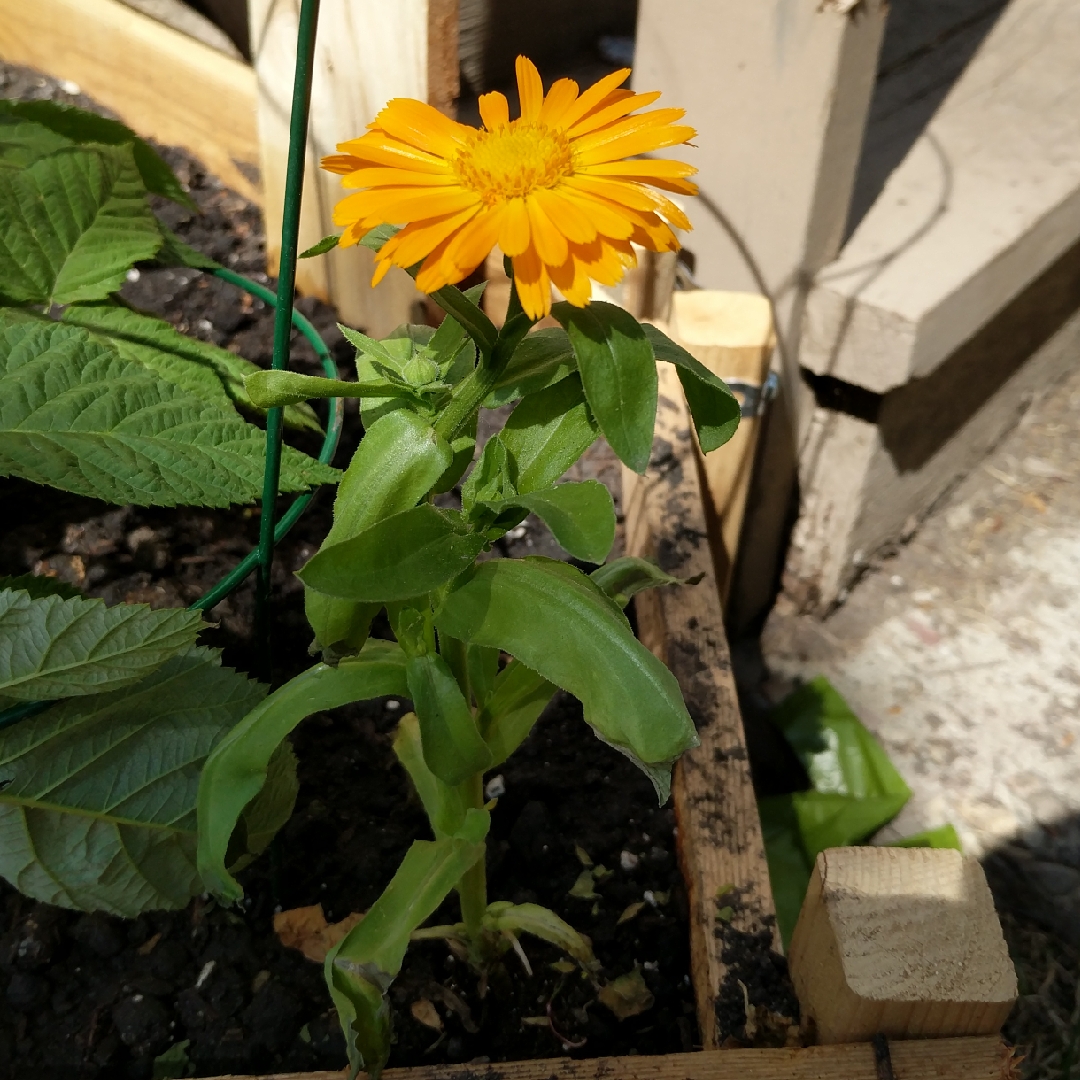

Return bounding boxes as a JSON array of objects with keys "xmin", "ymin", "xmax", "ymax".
[{"xmin": 457, "ymin": 772, "xmax": 488, "ymax": 943}]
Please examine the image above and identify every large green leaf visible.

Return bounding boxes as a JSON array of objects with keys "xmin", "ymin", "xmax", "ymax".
[
  {"xmin": 484, "ymin": 481, "xmax": 616, "ymax": 564},
  {"xmin": 643, "ymin": 324, "xmax": 741, "ymax": 453},
  {"xmin": 0, "ymin": 98, "xmax": 194, "ymax": 207},
  {"xmin": 590, "ymin": 556, "xmax": 686, "ymax": 609},
  {"xmin": 325, "ymin": 811, "xmax": 489, "ymax": 1080},
  {"xmin": 305, "ymin": 410, "xmax": 452, "ymax": 655},
  {"xmin": 477, "ymin": 660, "xmax": 557, "ymax": 768},
  {"xmin": 0, "ymin": 648, "xmax": 265, "ymax": 916},
  {"xmin": 197, "ymin": 640, "xmax": 409, "ymax": 901},
  {"xmin": 0, "ymin": 145, "xmax": 163, "ymax": 305},
  {"xmin": 406, "ymin": 653, "xmax": 492, "ymax": 786},
  {"xmin": 435, "ymin": 558, "xmax": 697, "ymax": 800},
  {"xmin": 299, "ymin": 505, "xmax": 486, "ymax": 604},
  {"xmin": 0, "ymin": 111, "xmax": 70, "ymax": 171},
  {"xmin": 0, "ymin": 574, "xmax": 83, "ymax": 601},
  {"xmin": 62, "ymin": 302, "xmax": 321, "ymax": 433},
  {"xmin": 0, "ymin": 313, "xmax": 338, "ymax": 507},
  {"xmin": 485, "ymin": 328, "xmax": 576, "ymax": 407},
  {"xmin": 553, "ymin": 302, "xmax": 657, "ymax": 474},
  {"xmin": 0, "ymin": 589, "xmax": 202, "ymax": 702},
  {"xmin": 498, "ymin": 374, "xmax": 599, "ymax": 494},
  {"xmin": 392, "ymin": 712, "xmax": 469, "ymax": 839}
]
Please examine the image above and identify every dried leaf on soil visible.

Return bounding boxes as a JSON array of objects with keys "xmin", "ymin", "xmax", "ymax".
[
  {"xmin": 273, "ymin": 904, "xmax": 364, "ymax": 963},
  {"xmin": 598, "ymin": 968, "xmax": 654, "ymax": 1020},
  {"xmin": 410, "ymin": 999, "xmax": 442, "ymax": 1031}
]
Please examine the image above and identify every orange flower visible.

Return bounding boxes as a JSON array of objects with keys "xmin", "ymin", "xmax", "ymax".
[{"xmin": 323, "ymin": 56, "xmax": 697, "ymax": 321}]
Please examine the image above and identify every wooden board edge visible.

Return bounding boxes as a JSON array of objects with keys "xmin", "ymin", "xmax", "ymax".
[
  {"xmin": 202, "ymin": 1035, "xmax": 1017, "ymax": 1080},
  {"xmin": 0, "ymin": 0, "xmax": 260, "ymax": 203}
]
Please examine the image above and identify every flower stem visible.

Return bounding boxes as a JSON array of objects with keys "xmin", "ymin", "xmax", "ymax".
[{"xmin": 457, "ymin": 772, "xmax": 488, "ymax": 945}]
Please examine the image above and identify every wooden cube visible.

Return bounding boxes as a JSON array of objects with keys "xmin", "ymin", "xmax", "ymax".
[{"xmin": 788, "ymin": 847, "xmax": 1017, "ymax": 1043}]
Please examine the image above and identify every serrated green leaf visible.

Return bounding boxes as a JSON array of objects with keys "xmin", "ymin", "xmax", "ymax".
[
  {"xmin": 553, "ymin": 302, "xmax": 657, "ymax": 474},
  {"xmin": 485, "ymin": 328, "xmax": 577, "ymax": 407},
  {"xmin": 299, "ymin": 234, "xmax": 340, "ymax": 258},
  {"xmin": 0, "ymin": 648, "xmax": 265, "ymax": 916},
  {"xmin": 62, "ymin": 302, "xmax": 322, "ymax": 432},
  {"xmin": 643, "ymin": 324, "xmax": 740, "ymax": 453},
  {"xmin": 325, "ymin": 812, "xmax": 489, "ymax": 1079},
  {"xmin": 0, "ymin": 112, "xmax": 70, "ymax": 170},
  {"xmin": 299, "ymin": 505, "xmax": 486, "ymax": 604},
  {"xmin": 0, "ymin": 574, "xmax": 83, "ymax": 601},
  {"xmin": 498, "ymin": 374, "xmax": 599, "ymax": 494},
  {"xmin": 0, "ymin": 313, "xmax": 338, "ymax": 507},
  {"xmin": 0, "ymin": 145, "xmax": 163, "ymax": 305},
  {"xmin": 0, "ymin": 590, "xmax": 203, "ymax": 702},
  {"xmin": 436, "ymin": 558, "xmax": 698, "ymax": 801},
  {"xmin": 0, "ymin": 99, "xmax": 194, "ymax": 208},
  {"xmin": 197, "ymin": 641, "xmax": 409, "ymax": 900}
]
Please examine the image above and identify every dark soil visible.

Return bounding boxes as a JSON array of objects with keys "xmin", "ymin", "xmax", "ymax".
[{"xmin": 0, "ymin": 62, "xmax": 697, "ymax": 1079}]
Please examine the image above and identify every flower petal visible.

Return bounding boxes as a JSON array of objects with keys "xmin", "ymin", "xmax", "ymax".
[
  {"xmin": 539, "ymin": 77, "xmax": 580, "ymax": 127},
  {"xmin": 533, "ymin": 188, "xmax": 597, "ymax": 244},
  {"xmin": 526, "ymin": 195, "xmax": 569, "ymax": 267},
  {"xmin": 572, "ymin": 107, "xmax": 689, "ymax": 158},
  {"xmin": 567, "ymin": 90, "xmax": 662, "ymax": 138},
  {"xmin": 515, "ymin": 56, "xmax": 545, "ymax": 123},
  {"xmin": 511, "ymin": 245, "xmax": 552, "ymax": 320},
  {"xmin": 564, "ymin": 174, "xmax": 691, "ymax": 230},
  {"xmin": 556, "ymin": 188, "xmax": 635, "ymax": 241},
  {"xmin": 334, "ymin": 187, "xmax": 480, "ymax": 229},
  {"xmin": 444, "ymin": 203, "xmax": 507, "ymax": 272},
  {"xmin": 336, "ymin": 134, "xmax": 451, "ymax": 174},
  {"xmin": 479, "ymin": 91, "xmax": 510, "ymax": 131},
  {"xmin": 575, "ymin": 124, "xmax": 698, "ymax": 167},
  {"xmin": 380, "ymin": 204, "xmax": 484, "ymax": 269},
  {"xmin": 549, "ymin": 252, "xmax": 592, "ymax": 307},
  {"xmin": 558, "ymin": 68, "xmax": 632, "ymax": 131},
  {"xmin": 322, "ymin": 153, "xmax": 366, "ymax": 175},
  {"xmin": 341, "ymin": 167, "xmax": 462, "ymax": 190},
  {"xmin": 370, "ymin": 98, "xmax": 471, "ymax": 159},
  {"xmin": 499, "ymin": 197, "xmax": 532, "ymax": 257}
]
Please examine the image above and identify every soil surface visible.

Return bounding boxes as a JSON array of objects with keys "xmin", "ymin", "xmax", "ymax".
[{"xmin": 0, "ymin": 62, "xmax": 699, "ymax": 1079}]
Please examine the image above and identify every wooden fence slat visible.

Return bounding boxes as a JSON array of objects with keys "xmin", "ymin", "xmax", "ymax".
[
  {"xmin": 623, "ymin": 359, "xmax": 779, "ymax": 1049},
  {"xmin": 0, "ymin": 0, "xmax": 259, "ymax": 202}
]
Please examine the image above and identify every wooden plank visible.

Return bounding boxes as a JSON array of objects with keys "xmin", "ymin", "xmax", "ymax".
[
  {"xmin": 631, "ymin": 0, "xmax": 888, "ymax": 635},
  {"xmin": 249, "ymin": 0, "xmax": 457, "ymax": 335},
  {"xmin": 203, "ymin": 1036, "xmax": 1016, "ymax": 1080},
  {"xmin": 670, "ymin": 293, "xmax": 775, "ymax": 609},
  {"xmin": 623, "ymin": 360, "xmax": 779, "ymax": 1049},
  {"xmin": 0, "ymin": 0, "xmax": 259, "ymax": 202},
  {"xmin": 788, "ymin": 848, "xmax": 1017, "ymax": 1043},
  {"xmin": 801, "ymin": 0, "xmax": 1080, "ymax": 393}
]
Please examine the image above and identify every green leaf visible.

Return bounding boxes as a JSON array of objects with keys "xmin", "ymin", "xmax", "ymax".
[
  {"xmin": 0, "ymin": 112, "xmax": 71, "ymax": 170},
  {"xmin": 0, "ymin": 313, "xmax": 338, "ymax": 507},
  {"xmin": 484, "ymin": 900, "xmax": 595, "ymax": 965},
  {"xmin": 0, "ymin": 146, "xmax": 164, "ymax": 305},
  {"xmin": 151, "ymin": 1038, "xmax": 192, "ymax": 1080},
  {"xmin": 62, "ymin": 301, "xmax": 322, "ymax": 432},
  {"xmin": 485, "ymin": 328, "xmax": 577, "ymax": 407},
  {"xmin": 466, "ymin": 643, "xmax": 500, "ymax": 710},
  {"xmin": 461, "ymin": 436, "xmax": 514, "ymax": 512},
  {"xmin": 432, "ymin": 419, "xmax": 477, "ymax": 495},
  {"xmin": 197, "ymin": 641, "xmax": 409, "ymax": 901},
  {"xmin": 305, "ymin": 410, "xmax": 452, "ymax": 654},
  {"xmin": 590, "ymin": 557, "xmax": 687, "ymax": 609},
  {"xmin": 0, "ymin": 98, "xmax": 194, "ymax": 208},
  {"xmin": 485, "ymin": 481, "xmax": 616, "ymax": 564},
  {"xmin": 643, "ymin": 324, "xmax": 741, "ymax": 453},
  {"xmin": 245, "ymin": 369, "xmax": 405, "ymax": 408},
  {"xmin": 392, "ymin": 712, "xmax": 468, "ymax": 838},
  {"xmin": 0, "ymin": 574, "xmax": 82, "ymax": 601},
  {"xmin": 406, "ymin": 654, "xmax": 492, "ymax": 786},
  {"xmin": 326, "ymin": 812, "xmax": 489, "ymax": 1079},
  {"xmin": 152, "ymin": 228, "xmax": 220, "ymax": 271},
  {"xmin": 498, "ymin": 374, "xmax": 599, "ymax": 494},
  {"xmin": 299, "ymin": 505, "xmax": 485, "ymax": 604},
  {"xmin": 435, "ymin": 558, "xmax": 697, "ymax": 801},
  {"xmin": 235, "ymin": 741, "xmax": 299, "ymax": 864},
  {"xmin": 890, "ymin": 824, "xmax": 962, "ymax": 850},
  {"xmin": 553, "ymin": 301, "xmax": 656, "ymax": 474},
  {"xmin": 0, "ymin": 590, "xmax": 202, "ymax": 702},
  {"xmin": 478, "ymin": 660, "xmax": 557, "ymax": 768},
  {"xmin": 0, "ymin": 648, "xmax": 265, "ymax": 916},
  {"xmin": 299, "ymin": 234, "xmax": 341, "ymax": 259}
]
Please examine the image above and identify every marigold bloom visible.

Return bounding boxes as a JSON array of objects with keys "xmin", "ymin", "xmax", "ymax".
[{"xmin": 323, "ymin": 56, "xmax": 698, "ymax": 320}]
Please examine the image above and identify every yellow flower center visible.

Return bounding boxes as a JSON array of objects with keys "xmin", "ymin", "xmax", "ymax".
[{"xmin": 454, "ymin": 121, "xmax": 573, "ymax": 205}]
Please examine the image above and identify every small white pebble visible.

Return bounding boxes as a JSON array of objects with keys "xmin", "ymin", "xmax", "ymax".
[
  {"xmin": 131, "ymin": 993, "xmax": 144, "ymax": 1003},
  {"xmin": 197, "ymin": 319, "xmax": 213, "ymax": 333},
  {"xmin": 195, "ymin": 960, "xmax": 215, "ymax": 989},
  {"xmin": 890, "ymin": 575, "xmax": 904, "ymax": 588},
  {"xmin": 126, "ymin": 268, "xmax": 141, "ymax": 283},
  {"xmin": 644, "ymin": 889, "xmax": 657, "ymax": 906},
  {"xmin": 642, "ymin": 961, "xmax": 659, "ymax": 972},
  {"xmin": 484, "ymin": 775, "xmax": 506, "ymax": 799},
  {"xmin": 386, "ymin": 699, "xmax": 400, "ymax": 711},
  {"xmin": 60, "ymin": 79, "xmax": 81, "ymax": 96},
  {"xmin": 506, "ymin": 526, "xmax": 527, "ymax": 540},
  {"xmin": 620, "ymin": 850, "xmax": 639, "ymax": 871}
]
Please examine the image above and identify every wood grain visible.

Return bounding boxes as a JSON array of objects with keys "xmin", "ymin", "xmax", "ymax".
[
  {"xmin": 204, "ymin": 1035, "xmax": 1017, "ymax": 1080},
  {"xmin": 789, "ymin": 848, "xmax": 1017, "ymax": 1043},
  {"xmin": 623, "ymin": 359, "xmax": 780, "ymax": 1049},
  {"xmin": 0, "ymin": 0, "xmax": 259, "ymax": 202}
]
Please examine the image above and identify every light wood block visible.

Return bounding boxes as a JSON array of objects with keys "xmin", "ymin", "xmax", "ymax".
[
  {"xmin": 623, "ymin": 359, "xmax": 779, "ymax": 1048},
  {"xmin": 203, "ymin": 1036, "xmax": 1017, "ymax": 1080},
  {"xmin": 788, "ymin": 848, "xmax": 1016, "ymax": 1044},
  {"xmin": 670, "ymin": 292, "xmax": 775, "ymax": 609},
  {"xmin": 0, "ymin": 0, "xmax": 259, "ymax": 202},
  {"xmin": 249, "ymin": 0, "xmax": 457, "ymax": 335}
]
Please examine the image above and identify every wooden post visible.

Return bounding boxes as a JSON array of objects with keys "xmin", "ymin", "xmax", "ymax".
[
  {"xmin": 0, "ymin": 0, "xmax": 260, "ymax": 202},
  {"xmin": 788, "ymin": 847, "xmax": 1017, "ymax": 1044},
  {"xmin": 631, "ymin": 0, "xmax": 889, "ymax": 633},
  {"xmin": 670, "ymin": 292, "xmax": 775, "ymax": 610},
  {"xmin": 623, "ymin": 361, "xmax": 781, "ymax": 1048},
  {"xmin": 249, "ymin": 0, "xmax": 459, "ymax": 336}
]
